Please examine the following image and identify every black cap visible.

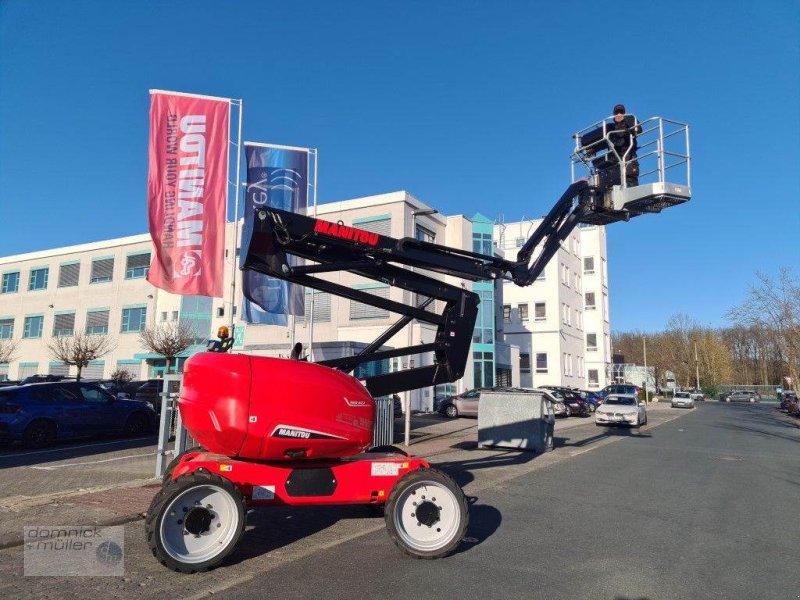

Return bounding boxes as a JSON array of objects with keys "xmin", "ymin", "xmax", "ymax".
[{"xmin": 613, "ymin": 104, "xmax": 626, "ymax": 115}]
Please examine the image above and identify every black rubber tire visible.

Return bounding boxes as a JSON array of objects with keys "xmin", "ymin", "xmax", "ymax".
[
  {"xmin": 123, "ymin": 412, "xmax": 150, "ymax": 437},
  {"xmin": 445, "ymin": 405, "xmax": 458, "ymax": 418},
  {"xmin": 146, "ymin": 470, "xmax": 245, "ymax": 573},
  {"xmin": 162, "ymin": 446, "xmax": 205, "ymax": 485},
  {"xmin": 368, "ymin": 445, "xmax": 410, "ymax": 456},
  {"xmin": 565, "ymin": 406, "xmax": 572, "ymax": 417},
  {"xmin": 23, "ymin": 420, "xmax": 56, "ymax": 449},
  {"xmin": 384, "ymin": 467, "xmax": 468, "ymax": 559}
]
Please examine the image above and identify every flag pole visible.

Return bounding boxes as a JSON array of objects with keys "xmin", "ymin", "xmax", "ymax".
[
  {"xmin": 307, "ymin": 149, "xmax": 318, "ymax": 362},
  {"xmin": 229, "ymin": 99, "xmax": 244, "ymax": 336}
]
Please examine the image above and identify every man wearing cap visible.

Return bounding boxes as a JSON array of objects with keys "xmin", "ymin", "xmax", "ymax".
[{"xmin": 607, "ymin": 104, "xmax": 642, "ymax": 185}]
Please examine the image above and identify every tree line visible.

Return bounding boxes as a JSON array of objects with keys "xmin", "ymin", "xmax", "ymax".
[{"xmin": 613, "ymin": 268, "xmax": 799, "ymax": 393}]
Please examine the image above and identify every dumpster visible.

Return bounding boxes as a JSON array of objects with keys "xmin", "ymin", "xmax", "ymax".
[{"xmin": 477, "ymin": 389, "xmax": 554, "ymax": 453}]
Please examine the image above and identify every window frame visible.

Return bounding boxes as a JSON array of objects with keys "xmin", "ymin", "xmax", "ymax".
[
  {"xmin": 28, "ymin": 267, "xmax": 49, "ymax": 291},
  {"xmin": 2, "ymin": 271, "xmax": 20, "ymax": 294}
]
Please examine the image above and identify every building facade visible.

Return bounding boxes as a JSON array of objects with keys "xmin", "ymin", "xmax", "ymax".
[{"xmin": 494, "ymin": 220, "xmax": 611, "ymax": 390}]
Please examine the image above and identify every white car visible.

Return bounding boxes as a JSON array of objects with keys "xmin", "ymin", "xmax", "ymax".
[
  {"xmin": 672, "ymin": 391, "xmax": 695, "ymax": 409},
  {"xmin": 595, "ymin": 394, "xmax": 647, "ymax": 427}
]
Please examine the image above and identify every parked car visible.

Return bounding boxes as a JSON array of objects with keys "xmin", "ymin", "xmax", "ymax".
[
  {"xmin": 437, "ymin": 388, "xmax": 485, "ymax": 418},
  {"xmin": 688, "ymin": 389, "xmax": 705, "ymax": 402},
  {"xmin": 786, "ymin": 394, "xmax": 800, "ymax": 416},
  {"xmin": 546, "ymin": 390, "xmax": 568, "ymax": 418},
  {"xmin": 671, "ymin": 391, "xmax": 695, "ymax": 409},
  {"xmin": 779, "ymin": 391, "xmax": 798, "ymax": 411},
  {"xmin": 0, "ymin": 381, "xmax": 157, "ymax": 448},
  {"xmin": 133, "ymin": 379, "xmax": 166, "ymax": 412},
  {"xmin": 543, "ymin": 387, "xmax": 591, "ymax": 417},
  {"xmin": 595, "ymin": 394, "xmax": 647, "ymax": 427},
  {"xmin": 722, "ymin": 390, "xmax": 761, "ymax": 403},
  {"xmin": 576, "ymin": 390, "xmax": 603, "ymax": 411},
  {"xmin": 598, "ymin": 384, "xmax": 640, "ymax": 399},
  {"xmin": 18, "ymin": 374, "xmax": 74, "ymax": 385}
]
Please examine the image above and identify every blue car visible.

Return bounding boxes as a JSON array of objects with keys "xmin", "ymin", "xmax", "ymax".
[
  {"xmin": 0, "ymin": 381, "xmax": 156, "ymax": 448},
  {"xmin": 578, "ymin": 390, "xmax": 603, "ymax": 410}
]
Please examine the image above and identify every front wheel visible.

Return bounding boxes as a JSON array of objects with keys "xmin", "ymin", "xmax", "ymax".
[
  {"xmin": 385, "ymin": 467, "xmax": 468, "ymax": 559},
  {"xmin": 445, "ymin": 405, "xmax": 458, "ymax": 419},
  {"xmin": 124, "ymin": 412, "xmax": 150, "ymax": 437},
  {"xmin": 146, "ymin": 470, "xmax": 245, "ymax": 573}
]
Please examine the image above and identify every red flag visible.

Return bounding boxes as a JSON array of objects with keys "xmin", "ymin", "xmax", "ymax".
[{"xmin": 146, "ymin": 92, "xmax": 229, "ymax": 297}]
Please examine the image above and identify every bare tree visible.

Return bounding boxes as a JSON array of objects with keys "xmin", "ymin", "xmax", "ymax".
[
  {"xmin": 726, "ymin": 268, "xmax": 800, "ymax": 391},
  {"xmin": 0, "ymin": 338, "xmax": 19, "ymax": 365},
  {"xmin": 47, "ymin": 333, "xmax": 115, "ymax": 381},
  {"xmin": 109, "ymin": 367, "xmax": 133, "ymax": 385},
  {"xmin": 139, "ymin": 322, "xmax": 196, "ymax": 374}
]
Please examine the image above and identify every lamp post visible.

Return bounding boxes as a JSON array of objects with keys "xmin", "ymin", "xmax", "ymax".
[{"xmin": 404, "ymin": 207, "xmax": 438, "ymax": 447}]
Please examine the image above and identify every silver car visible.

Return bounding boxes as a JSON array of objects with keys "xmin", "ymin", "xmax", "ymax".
[
  {"xmin": 672, "ymin": 391, "xmax": 695, "ymax": 409},
  {"xmin": 595, "ymin": 394, "xmax": 647, "ymax": 427}
]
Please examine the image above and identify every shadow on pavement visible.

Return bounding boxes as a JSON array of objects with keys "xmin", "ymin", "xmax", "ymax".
[
  {"xmin": 454, "ymin": 500, "xmax": 502, "ymax": 555},
  {"xmin": 434, "ymin": 445, "xmax": 537, "ymax": 488},
  {"xmin": 0, "ymin": 434, "xmax": 158, "ymax": 469},
  {"xmin": 556, "ymin": 427, "xmax": 653, "ymax": 449}
]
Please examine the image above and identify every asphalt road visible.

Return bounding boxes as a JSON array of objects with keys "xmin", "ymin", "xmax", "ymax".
[
  {"xmin": 1, "ymin": 403, "xmax": 798, "ymax": 600},
  {"xmin": 219, "ymin": 403, "xmax": 800, "ymax": 600}
]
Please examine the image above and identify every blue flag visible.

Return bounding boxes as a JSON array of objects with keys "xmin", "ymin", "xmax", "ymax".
[{"xmin": 241, "ymin": 144, "xmax": 308, "ymax": 324}]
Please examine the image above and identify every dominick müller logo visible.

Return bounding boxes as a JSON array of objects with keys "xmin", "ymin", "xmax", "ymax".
[{"xmin": 24, "ymin": 525, "xmax": 125, "ymax": 576}]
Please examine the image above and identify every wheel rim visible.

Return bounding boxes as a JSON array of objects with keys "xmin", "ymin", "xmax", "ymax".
[
  {"xmin": 128, "ymin": 415, "xmax": 145, "ymax": 434},
  {"xmin": 392, "ymin": 479, "xmax": 461, "ymax": 553},
  {"xmin": 29, "ymin": 423, "xmax": 51, "ymax": 444},
  {"xmin": 159, "ymin": 484, "xmax": 240, "ymax": 565},
  {"xmin": 446, "ymin": 406, "xmax": 457, "ymax": 417}
]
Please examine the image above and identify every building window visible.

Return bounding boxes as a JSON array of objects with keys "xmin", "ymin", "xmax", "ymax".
[
  {"xmin": 172, "ymin": 311, "xmax": 179, "ymax": 321},
  {"xmin": 121, "ymin": 307, "xmax": 147, "ymax": 333},
  {"xmin": 53, "ymin": 312, "xmax": 76, "ymax": 337},
  {"xmin": 473, "ymin": 232, "xmax": 492, "ymax": 256},
  {"xmin": 534, "ymin": 302, "xmax": 546, "ymax": 320},
  {"xmin": 520, "ymin": 353, "xmax": 531, "ymax": 373},
  {"xmin": 90, "ymin": 258, "xmax": 114, "ymax": 283},
  {"xmin": 518, "ymin": 303, "xmax": 529, "ymax": 322},
  {"xmin": 217, "ymin": 307, "xmax": 225, "ymax": 318},
  {"xmin": 472, "ymin": 289, "xmax": 494, "ymax": 345},
  {"xmin": 160, "ymin": 312, "xmax": 167, "ymax": 322},
  {"xmin": 415, "ymin": 225, "xmax": 435, "ymax": 243},
  {"xmin": 588, "ymin": 369, "xmax": 599, "ymax": 386},
  {"xmin": 23, "ymin": 315, "xmax": 44, "ymax": 339},
  {"xmin": 125, "ymin": 253, "xmax": 150, "ymax": 279},
  {"xmin": 86, "ymin": 310, "xmax": 110, "ymax": 335},
  {"xmin": 587, "ymin": 333, "xmax": 598, "ymax": 351},
  {"xmin": 564, "ymin": 353, "xmax": 569, "ymax": 376},
  {"xmin": 561, "ymin": 264, "xmax": 567, "ymax": 286},
  {"xmin": 299, "ymin": 291, "xmax": 332, "ymax": 323},
  {"xmin": 0, "ymin": 318, "xmax": 13, "ymax": 339},
  {"xmin": 515, "ymin": 237, "xmax": 524, "ymax": 248},
  {"xmin": 58, "ymin": 263, "xmax": 80, "ymax": 287},
  {"xmin": 473, "ymin": 351, "xmax": 494, "ymax": 388},
  {"xmin": 535, "ymin": 353, "xmax": 548, "ymax": 373},
  {"xmin": 585, "ymin": 292, "xmax": 596, "ymax": 310},
  {"xmin": 584, "ymin": 256, "xmax": 595, "ymax": 274},
  {"xmin": 503, "ymin": 305, "xmax": 511, "ymax": 323},
  {"xmin": 1, "ymin": 272, "xmax": 19, "ymax": 294},
  {"xmin": 353, "ymin": 216, "xmax": 391, "ymax": 236},
  {"xmin": 29, "ymin": 268, "xmax": 49, "ymax": 291},
  {"xmin": 603, "ymin": 293, "xmax": 610, "ymax": 322},
  {"xmin": 350, "ymin": 286, "xmax": 390, "ymax": 320}
]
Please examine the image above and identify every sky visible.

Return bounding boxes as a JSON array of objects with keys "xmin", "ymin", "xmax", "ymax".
[{"xmin": 1, "ymin": 0, "xmax": 798, "ymax": 332}]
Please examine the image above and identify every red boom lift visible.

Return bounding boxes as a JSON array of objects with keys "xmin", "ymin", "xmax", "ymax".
[{"xmin": 146, "ymin": 116, "xmax": 690, "ymax": 572}]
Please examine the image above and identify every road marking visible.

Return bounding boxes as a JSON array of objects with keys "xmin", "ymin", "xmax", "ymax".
[
  {"xmin": 0, "ymin": 437, "xmax": 153, "ymax": 459},
  {"xmin": 29, "ymin": 452, "xmax": 156, "ymax": 470}
]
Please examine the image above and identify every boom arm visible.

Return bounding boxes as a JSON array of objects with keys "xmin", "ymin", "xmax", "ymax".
[{"xmin": 242, "ymin": 180, "xmax": 616, "ymax": 397}]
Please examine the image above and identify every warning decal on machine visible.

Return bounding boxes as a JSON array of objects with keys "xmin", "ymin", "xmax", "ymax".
[
  {"xmin": 370, "ymin": 462, "xmax": 401, "ymax": 477},
  {"xmin": 252, "ymin": 485, "xmax": 276, "ymax": 500}
]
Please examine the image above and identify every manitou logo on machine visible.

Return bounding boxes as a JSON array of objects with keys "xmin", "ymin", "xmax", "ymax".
[
  {"xmin": 275, "ymin": 427, "xmax": 312, "ymax": 439},
  {"xmin": 271, "ymin": 425, "xmax": 345, "ymax": 440},
  {"xmin": 313, "ymin": 219, "xmax": 380, "ymax": 246}
]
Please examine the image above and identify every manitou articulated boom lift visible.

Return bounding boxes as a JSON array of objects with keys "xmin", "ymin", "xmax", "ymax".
[{"xmin": 147, "ymin": 114, "xmax": 691, "ymax": 573}]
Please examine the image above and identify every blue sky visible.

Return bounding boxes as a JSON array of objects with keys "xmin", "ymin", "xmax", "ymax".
[{"xmin": 1, "ymin": 0, "xmax": 798, "ymax": 332}]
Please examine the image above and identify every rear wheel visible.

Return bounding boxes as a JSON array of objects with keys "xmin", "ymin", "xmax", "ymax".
[
  {"xmin": 124, "ymin": 412, "xmax": 150, "ymax": 437},
  {"xmin": 23, "ymin": 420, "xmax": 56, "ymax": 449},
  {"xmin": 385, "ymin": 467, "xmax": 468, "ymax": 559},
  {"xmin": 146, "ymin": 470, "xmax": 245, "ymax": 573},
  {"xmin": 445, "ymin": 405, "xmax": 458, "ymax": 419}
]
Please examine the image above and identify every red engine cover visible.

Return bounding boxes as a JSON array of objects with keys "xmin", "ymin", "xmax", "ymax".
[{"xmin": 179, "ymin": 353, "xmax": 375, "ymax": 460}]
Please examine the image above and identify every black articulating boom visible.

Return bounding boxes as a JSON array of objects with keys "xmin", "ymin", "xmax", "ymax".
[{"xmin": 242, "ymin": 180, "xmax": 616, "ymax": 398}]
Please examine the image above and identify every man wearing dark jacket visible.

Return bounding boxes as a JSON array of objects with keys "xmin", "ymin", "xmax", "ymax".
[{"xmin": 604, "ymin": 103, "xmax": 642, "ymax": 187}]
